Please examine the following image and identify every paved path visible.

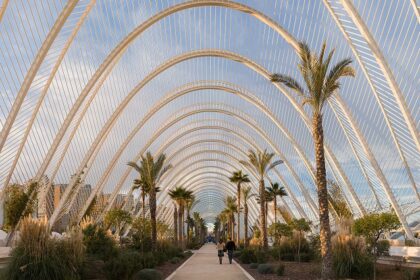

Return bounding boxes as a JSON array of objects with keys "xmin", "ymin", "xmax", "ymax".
[{"xmin": 169, "ymin": 244, "xmax": 252, "ymax": 280}]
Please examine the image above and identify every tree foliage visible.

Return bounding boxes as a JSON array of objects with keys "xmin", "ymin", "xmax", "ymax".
[
  {"xmin": 3, "ymin": 182, "xmax": 38, "ymax": 232},
  {"xmin": 104, "ymin": 209, "xmax": 132, "ymax": 234},
  {"xmin": 353, "ymin": 212, "xmax": 400, "ymax": 249}
]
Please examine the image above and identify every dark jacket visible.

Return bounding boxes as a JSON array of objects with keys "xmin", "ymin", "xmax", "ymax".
[{"xmin": 225, "ymin": 240, "xmax": 236, "ymax": 251}]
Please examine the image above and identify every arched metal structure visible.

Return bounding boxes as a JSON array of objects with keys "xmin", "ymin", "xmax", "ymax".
[{"xmin": 0, "ymin": 0, "xmax": 418, "ymax": 239}]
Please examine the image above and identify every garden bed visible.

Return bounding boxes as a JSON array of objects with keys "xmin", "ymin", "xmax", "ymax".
[
  {"xmin": 236, "ymin": 259, "xmax": 320, "ymax": 280},
  {"xmin": 236, "ymin": 260, "xmax": 420, "ymax": 280},
  {"xmin": 157, "ymin": 251, "xmax": 193, "ymax": 279}
]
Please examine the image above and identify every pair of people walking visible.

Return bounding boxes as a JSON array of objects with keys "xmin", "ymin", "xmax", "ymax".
[{"xmin": 216, "ymin": 237, "xmax": 236, "ymax": 264}]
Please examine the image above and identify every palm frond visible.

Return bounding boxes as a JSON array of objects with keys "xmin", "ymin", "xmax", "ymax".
[
  {"xmin": 268, "ymin": 159, "xmax": 283, "ymax": 172},
  {"xmin": 270, "ymin": 74, "xmax": 305, "ymax": 98}
]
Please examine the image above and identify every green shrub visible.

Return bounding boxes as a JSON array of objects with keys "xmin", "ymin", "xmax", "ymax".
[
  {"xmin": 377, "ymin": 240, "xmax": 390, "ymax": 256},
  {"xmin": 249, "ymin": 263, "xmax": 259, "ymax": 269},
  {"xmin": 233, "ymin": 251, "xmax": 242, "ymax": 258},
  {"xmin": 295, "ymin": 252, "xmax": 311, "ymax": 262},
  {"xmin": 403, "ymin": 269, "xmax": 420, "ymax": 280},
  {"xmin": 281, "ymin": 253, "xmax": 294, "ymax": 261},
  {"xmin": 170, "ymin": 257, "xmax": 181, "ymax": 264},
  {"xmin": 255, "ymin": 249, "xmax": 270, "ymax": 263},
  {"xmin": 257, "ymin": 264, "xmax": 275, "ymax": 274},
  {"xmin": 132, "ymin": 269, "xmax": 163, "ymax": 280},
  {"xmin": 83, "ymin": 224, "xmax": 117, "ymax": 261},
  {"xmin": 130, "ymin": 218, "xmax": 152, "ymax": 252},
  {"xmin": 276, "ymin": 263, "xmax": 285, "ymax": 276},
  {"xmin": 104, "ymin": 250, "xmax": 143, "ymax": 280},
  {"xmin": 239, "ymin": 248, "xmax": 257, "ymax": 264},
  {"xmin": 81, "ymin": 258, "xmax": 106, "ymax": 280},
  {"xmin": 140, "ymin": 252, "xmax": 158, "ymax": 268},
  {"xmin": 157, "ymin": 242, "xmax": 183, "ymax": 259}
]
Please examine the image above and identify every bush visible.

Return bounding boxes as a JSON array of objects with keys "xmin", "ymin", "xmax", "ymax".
[
  {"xmin": 249, "ymin": 263, "xmax": 259, "ymax": 269},
  {"xmin": 377, "ymin": 240, "xmax": 390, "ymax": 256},
  {"xmin": 276, "ymin": 263, "xmax": 285, "ymax": 276},
  {"xmin": 104, "ymin": 250, "xmax": 143, "ymax": 280},
  {"xmin": 257, "ymin": 264, "xmax": 275, "ymax": 274},
  {"xmin": 132, "ymin": 269, "xmax": 163, "ymax": 280},
  {"xmin": 295, "ymin": 252, "xmax": 311, "ymax": 262},
  {"xmin": 255, "ymin": 249, "xmax": 270, "ymax": 263},
  {"xmin": 4, "ymin": 217, "xmax": 84, "ymax": 280},
  {"xmin": 83, "ymin": 224, "xmax": 117, "ymax": 261},
  {"xmin": 81, "ymin": 258, "xmax": 106, "ymax": 280},
  {"xmin": 170, "ymin": 257, "xmax": 181, "ymax": 264},
  {"xmin": 281, "ymin": 253, "xmax": 294, "ymax": 261},
  {"xmin": 233, "ymin": 251, "xmax": 242, "ymax": 258},
  {"xmin": 332, "ymin": 234, "xmax": 373, "ymax": 279},
  {"xmin": 239, "ymin": 248, "xmax": 257, "ymax": 264},
  {"xmin": 403, "ymin": 269, "xmax": 420, "ymax": 280}
]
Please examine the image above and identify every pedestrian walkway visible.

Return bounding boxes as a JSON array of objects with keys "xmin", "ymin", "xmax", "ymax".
[{"xmin": 168, "ymin": 243, "xmax": 253, "ymax": 280}]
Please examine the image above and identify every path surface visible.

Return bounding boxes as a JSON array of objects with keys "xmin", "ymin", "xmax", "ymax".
[{"xmin": 170, "ymin": 243, "xmax": 252, "ymax": 280}]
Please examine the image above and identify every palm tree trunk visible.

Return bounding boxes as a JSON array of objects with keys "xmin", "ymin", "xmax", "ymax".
[
  {"xmin": 173, "ymin": 206, "xmax": 178, "ymax": 246},
  {"xmin": 273, "ymin": 197, "xmax": 277, "ymax": 244},
  {"xmin": 149, "ymin": 187, "xmax": 157, "ymax": 251},
  {"xmin": 313, "ymin": 113, "xmax": 332, "ymax": 279},
  {"xmin": 231, "ymin": 214, "xmax": 235, "ymax": 240},
  {"xmin": 274, "ymin": 197, "xmax": 277, "ymax": 223},
  {"xmin": 237, "ymin": 183, "xmax": 241, "ymax": 246},
  {"xmin": 186, "ymin": 209, "xmax": 190, "ymax": 244},
  {"xmin": 142, "ymin": 191, "xmax": 146, "ymax": 219},
  {"xmin": 244, "ymin": 203, "xmax": 249, "ymax": 247},
  {"xmin": 178, "ymin": 205, "xmax": 183, "ymax": 247},
  {"xmin": 259, "ymin": 179, "xmax": 268, "ymax": 248}
]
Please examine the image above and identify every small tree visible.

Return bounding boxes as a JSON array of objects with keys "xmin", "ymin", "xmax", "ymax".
[
  {"xmin": 104, "ymin": 209, "xmax": 132, "ymax": 237},
  {"xmin": 291, "ymin": 218, "xmax": 311, "ymax": 262},
  {"xmin": 3, "ymin": 182, "xmax": 38, "ymax": 232},
  {"xmin": 353, "ymin": 212, "xmax": 400, "ymax": 279},
  {"xmin": 268, "ymin": 222, "xmax": 293, "ymax": 244}
]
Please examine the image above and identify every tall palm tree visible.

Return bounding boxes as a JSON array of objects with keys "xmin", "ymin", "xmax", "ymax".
[
  {"xmin": 131, "ymin": 178, "xmax": 160, "ymax": 219},
  {"xmin": 240, "ymin": 149, "xmax": 283, "ymax": 248},
  {"xmin": 193, "ymin": 212, "xmax": 201, "ymax": 238},
  {"xmin": 271, "ymin": 41, "xmax": 355, "ymax": 279},
  {"xmin": 168, "ymin": 186, "xmax": 193, "ymax": 248},
  {"xmin": 229, "ymin": 170, "xmax": 250, "ymax": 245},
  {"xmin": 185, "ymin": 195, "xmax": 198, "ymax": 243},
  {"xmin": 224, "ymin": 196, "xmax": 237, "ymax": 239},
  {"xmin": 172, "ymin": 203, "xmax": 178, "ymax": 245},
  {"xmin": 266, "ymin": 183, "xmax": 287, "ymax": 223},
  {"xmin": 241, "ymin": 186, "xmax": 255, "ymax": 247},
  {"xmin": 128, "ymin": 152, "xmax": 172, "ymax": 250}
]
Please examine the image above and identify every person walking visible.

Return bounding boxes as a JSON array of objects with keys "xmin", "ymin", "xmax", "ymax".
[
  {"xmin": 225, "ymin": 237, "xmax": 236, "ymax": 264},
  {"xmin": 216, "ymin": 239, "xmax": 225, "ymax": 264}
]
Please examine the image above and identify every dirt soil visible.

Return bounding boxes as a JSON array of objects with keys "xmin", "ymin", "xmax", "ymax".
[
  {"xmin": 237, "ymin": 260, "xmax": 420, "ymax": 280},
  {"xmin": 156, "ymin": 253, "xmax": 193, "ymax": 279}
]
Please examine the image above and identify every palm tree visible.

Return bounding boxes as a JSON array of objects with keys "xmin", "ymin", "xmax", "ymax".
[
  {"xmin": 224, "ymin": 196, "xmax": 238, "ymax": 239},
  {"xmin": 128, "ymin": 152, "xmax": 172, "ymax": 250},
  {"xmin": 185, "ymin": 195, "xmax": 198, "ymax": 243},
  {"xmin": 131, "ymin": 178, "xmax": 160, "ymax": 219},
  {"xmin": 173, "ymin": 203, "xmax": 178, "ymax": 245},
  {"xmin": 218, "ymin": 210, "xmax": 229, "ymax": 241},
  {"xmin": 240, "ymin": 149, "xmax": 283, "ymax": 248},
  {"xmin": 168, "ymin": 186, "xmax": 193, "ymax": 248},
  {"xmin": 193, "ymin": 212, "xmax": 201, "ymax": 238},
  {"xmin": 229, "ymin": 170, "xmax": 250, "ymax": 245},
  {"xmin": 241, "ymin": 186, "xmax": 255, "ymax": 247},
  {"xmin": 271, "ymin": 41, "xmax": 355, "ymax": 279},
  {"xmin": 266, "ymin": 183, "xmax": 287, "ymax": 223}
]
